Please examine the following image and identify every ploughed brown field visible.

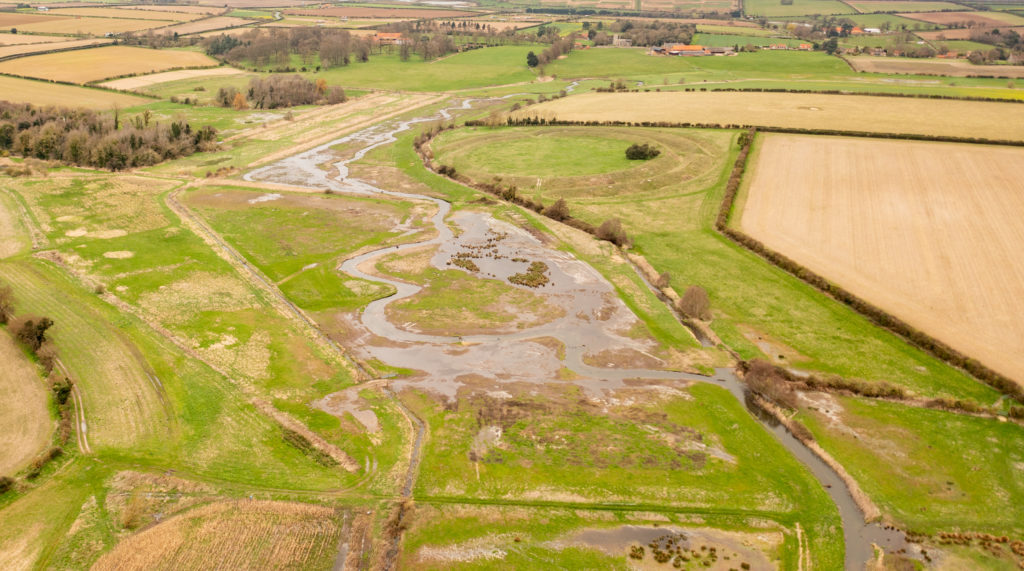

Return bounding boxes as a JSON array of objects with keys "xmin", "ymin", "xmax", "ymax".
[
  {"xmin": 739, "ymin": 134, "xmax": 1024, "ymax": 385},
  {"xmin": 517, "ymin": 91, "xmax": 1024, "ymax": 141}
]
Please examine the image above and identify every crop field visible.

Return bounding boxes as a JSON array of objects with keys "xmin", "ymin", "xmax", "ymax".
[
  {"xmin": 159, "ymin": 16, "xmax": 253, "ymax": 35},
  {"xmin": 0, "ymin": 46, "xmax": 218, "ymax": 84},
  {"xmin": 8, "ymin": 16, "xmax": 177, "ymax": 35},
  {"xmin": 286, "ymin": 6, "xmax": 478, "ymax": 19},
  {"xmin": 92, "ymin": 500, "xmax": 345, "ymax": 570},
  {"xmin": 124, "ymin": 5, "xmax": 226, "ymax": 15},
  {"xmin": 99, "ymin": 67, "xmax": 245, "ymax": 90},
  {"xmin": 518, "ymin": 91, "xmax": 1024, "ymax": 141},
  {"xmin": 739, "ymin": 134, "xmax": 1024, "ymax": 384},
  {"xmin": 0, "ymin": 38, "xmax": 112, "ymax": 60},
  {"xmin": 900, "ymin": 9, "xmax": 1024, "ymax": 26},
  {"xmin": 0, "ymin": 330, "xmax": 50, "ymax": 476},
  {"xmin": 846, "ymin": 0, "xmax": 967, "ymax": 11},
  {"xmin": 0, "ymin": 33, "xmax": 67, "ymax": 45},
  {"xmin": 0, "ymin": 74, "xmax": 148, "ymax": 108},
  {"xmin": 918, "ymin": 26, "xmax": 1024, "ymax": 40},
  {"xmin": 46, "ymin": 7, "xmax": 203, "ymax": 21},
  {"xmin": 848, "ymin": 55, "xmax": 1024, "ymax": 78}
]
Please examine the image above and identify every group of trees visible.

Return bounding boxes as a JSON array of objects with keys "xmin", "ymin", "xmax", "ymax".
[
  {"xmin": 586, "ymin": 19, "xmax": 695, "ymax": 47},
  {"xmin": 625, "ymin": 142, "xmax": 661, "ymax": 160},
  {"xmin": 527, "ymin": 36, "xmax": 575, "ymax": 68},
  {"xmin": 216, "ymin": 75, "xmax": 346, "ymax": 110},
  {"xmin": 204, "ymin": 28, "xmax": 374, "ymax": 69},
  {"xmin": 0, "ymin": 102, "xmax": 216, "ymax": 170}
]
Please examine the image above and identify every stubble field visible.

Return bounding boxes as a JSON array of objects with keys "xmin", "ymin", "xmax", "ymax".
[
  {"xmin": 517, "ymin": 91, "xmax": 1024, "ymax": 141},
  {"xmin": 739, "ymin": 134, "xmax": 1024, "ymax": 385},
  {"xmin": 847, "ymin": 56, "xmax": 1024, "ymax": 78},
  {"xmin": 0, "ymin": 46, "xmax": 218, "ymax": 84},
  {"xmin": 0, "ymin": 330, "xmax": 50, "ymax": 476}
]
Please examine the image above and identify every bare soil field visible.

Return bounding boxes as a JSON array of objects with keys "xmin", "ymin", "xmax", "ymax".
[
  {"xmin": 0, "ymin": 330, "xmax": 51, "ymax": 476},
  {"xmin": 92, "ymin": 500, "xmax": 345, "ymax": 571},
  {"xmin": 0, "ymin": 45, "xmax": 218, "ymax": 84},
  {"xmin": 100, "ymin": 66, "xmax": 245, "ymax": 90},
  {"xmin": 0, "ymin": 38, "xmax": 112, "ymax": 60},
  {"xmin": 0, "ymin": 13, "xmax": 66, "ymax": 27},
  {"xmin": 740, "ymin": 134, "xmax": 1024, "ymax": 385},
  {"xmin": 518, "ymin": 91, "xmax": 1024, "ymax": 141},
  {"xmin": 0, "ymin": 75, "xmax": 149, "ymax": 108},
  {"xmin": 900, "ymin": 10, "xmax": 1024, "ymax": 26},
  {"xmin": 158, "ymin": 16, "xmax": 253, "ymax": 36},
  {"xmin": 847, "ymin": 55, "xmax": 1024, "ymax": 78},
  {"xmin": 286, "ymin": 6, "xmax": 477, "ymax": 19},
  {"xmin": 47, "ymin": 7, "xmax": 203, "ymax": 22}
]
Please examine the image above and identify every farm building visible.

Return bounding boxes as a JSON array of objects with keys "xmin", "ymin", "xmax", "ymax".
[
  {"xmin": 375, "ymin": 32, "xmax": 408, "ymax": 46},
  {"xmin": 655, "ymin": 44, "xmax": 710, "ymax": 56}
]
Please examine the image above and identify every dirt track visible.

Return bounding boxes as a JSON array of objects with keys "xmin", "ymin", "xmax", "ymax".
[{"xmin": 740, "ymin": 134, "xmax": 1024, "ymax": 385}]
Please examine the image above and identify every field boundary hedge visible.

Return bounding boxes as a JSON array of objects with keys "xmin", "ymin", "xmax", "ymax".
[
  {"xmin": 487, "ymin": 117, "xmax": 1024, "ymax": 146},
  {"xmin": 446, "ymin": 120, "xmax": 1023, "ymax": 402},
  {"xmin": 718, "ymin": 130, "xmax": 1023, "ymax": 402}
]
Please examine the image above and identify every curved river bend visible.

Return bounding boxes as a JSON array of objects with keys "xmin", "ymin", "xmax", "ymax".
[{"xmin": 245, "ymin": 97, "xmax": 906, "ymax": 569}]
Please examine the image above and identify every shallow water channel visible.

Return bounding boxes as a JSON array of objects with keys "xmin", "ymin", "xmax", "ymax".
[{"xmin": 245, "ymin": 99, "xmax": 908, "ymax": 569}]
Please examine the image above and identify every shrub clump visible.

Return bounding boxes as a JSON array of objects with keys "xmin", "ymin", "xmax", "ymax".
[
  {"xmin": 625, "ymin": 143, "xmax": 661, "ymax": 160},
  {"xmin": 677, "ymin": 285, "xmax": 711, "ymax": 320}
]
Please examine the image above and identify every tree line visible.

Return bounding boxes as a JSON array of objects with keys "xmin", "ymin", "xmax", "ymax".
[{"xmin": 0, "ymin": 102, "xmax": 215, "ymax": 170}]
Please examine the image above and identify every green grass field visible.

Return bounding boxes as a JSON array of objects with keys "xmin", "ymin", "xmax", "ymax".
[
  {"xmin": 404, "ymin": 382, "xmax": 843, "ymax": 568},
  {"xmin": 800, "ymin": 396, "xmax": 1024, "ymax": 536},
  {"xmin": 744, "ymin": 0, "xmax": 855, "ymax": 17}
]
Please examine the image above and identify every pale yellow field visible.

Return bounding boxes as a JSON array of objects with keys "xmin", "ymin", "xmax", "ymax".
[
  {"xmin": 93, "ymin": 500, "xmax": 344, "ymax": 571},
  {"xmin": 47, "ymin": 7, "xmax": 203, "ymax": 22},
  {"xmin": 519, "ymin": 91, "xmax": 1024, "ymax": 141},
  {"xmin": 0, "ymin": 75, "xmax": 149, "ymax": 108},
  {"xmin": 13, "ymin": 16, "xmax": 176, "ymax": 35},
  {"xmin": 740, "ymin": 134, "xmax": 1024, "ymax": 384},
  {"xmin": 159, "ymin": 16, "xmax": 253, "ymax": 36},
  {"xmin": 848, "ymin": 56, "xmax": 1024, "ymax": 79},
  {"xmin": 0, "ymin": 329, "xmax": 51, "ymax": 476},
  {"xmin": 125, "ymin": 5, "xmax": 226, "ymax": 15},
  {"xmin": 0, "ymin": 45, "xmax": 218, "ymax": 84},
  {"xmin": 0, "ymin": 38, "xmax": 111, "ymax": 60},
  {"xmin": 0, "ymin": 33, "xmax": 67, "ymax": 46},
  {"xmin": 100, "ymin": 66, "xmax": 245, "ymax": 90}
]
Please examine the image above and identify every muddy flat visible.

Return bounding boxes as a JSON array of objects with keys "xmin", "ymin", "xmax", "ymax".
[{"xmin": 740, "ymin": 134, "xmax": 1024, "ymax": 385}]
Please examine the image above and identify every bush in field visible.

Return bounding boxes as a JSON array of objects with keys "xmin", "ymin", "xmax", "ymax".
[
  {"xmin": 542, "ymin": 198, "xmax": 570, "ymax": 221},
  {"xmin": 677, "ymin": 285, "xmax": 711, "ymax": 320},
  {"xmin": 596, "ymin": 218, "xmax": 630, "ymax": 247},
  {"xmin": 654, "ymin": 271, "xmax": 671, "ymax": 289},
  {"xmin": 0, "ymin": 283, "xmax": 12, "ymax": 324},
  {"xmin": 625, "ymin": 143, "xmax": 660, "ymax": 160},
  {"xmin": 12, "ymin": 315, "xmax": 52, "ymax": 354},
  {"xmin": 744, "ymin": 359, "xmax": 798, "ymax": 409},
  {"xmin": 0, "ymin": 476, "xmax": 14, "ymax": 494}
]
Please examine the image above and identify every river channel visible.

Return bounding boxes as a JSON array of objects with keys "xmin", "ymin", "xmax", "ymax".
[{"xmin": 245, "ymin": 97, "xmax": 909, "ymax": 569}]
